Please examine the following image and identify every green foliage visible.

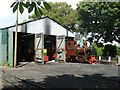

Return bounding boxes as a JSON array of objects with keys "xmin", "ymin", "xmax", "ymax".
[
  {"xmin": 23, "ymin": 19, "xmax": 27, "ymax": 23},
  {"xmin": 77, "ymin": 2, "xmax": 120, "ymax": 43},
  {"xmin": 11, "ymin": 0, "xmax": 51, "ymax": 17},
  {"xmin": 116, "ymin": 46, "xmax": 120, "ymax": 56},
  {"xmin": 103, "ymin": 44, "xmax": 117, "ymax": 58},
  {"xmin": 19, "ymin": 2, "xmax": 24, "ymax": 14},
  {"xmin": 92, "ymin": 42, "xmax": 119, "ymax": 57},
  {"xmin": 92, "ymin": 43, "xmax": 104, "ymax": 56},
  {"xmin": 1, "ymin": 60, "xmax": 7, "ymax": 66},
  {"xmin": 1, "ymin": 60, "xmax": 6, "ymax": 66},
  {"xmin": 29, "ymin": 2, "xmax": 78, "ymax": 32},
  {"xmin": 1, "ymin": 61, "xmax": 11, "ymax": 67},
  {"xmin": 6, "ymin": 62, "xmax": 10, "ymax": 67},
  {"xmin": 43, "ymin": 2, "xmax": 51, "ymax": 11},
  {"xmin": 13, "ymin": 2, "xmax": 19, "ymax": 13}
]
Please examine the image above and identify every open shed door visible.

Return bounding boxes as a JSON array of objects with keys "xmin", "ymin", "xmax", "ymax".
[
  {"xmin": 35, "ymin": 33, "xmax": 44, "ymax": 64},
  {"xmin": 56, "ymin": 35, "xmax": 66, "ymax": 62}
]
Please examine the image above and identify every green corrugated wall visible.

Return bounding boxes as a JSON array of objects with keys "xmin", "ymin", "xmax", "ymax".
[
  {"xmin": 0, "ymin": 29, "xmax": 13, "ymax": 66},
  {"xmin": 0, "ymin": 30, "xmax": 2, "ymax": 65},
  {"xmin": 0, "ymin": 29, "xmax": 7, "ymax": 65},
  {"xmin": 8, "ymin": 30, "xmax": 13, "ymax": 67}
]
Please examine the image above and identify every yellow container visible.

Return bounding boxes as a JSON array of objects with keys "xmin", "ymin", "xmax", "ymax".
[{"xmin": 44, "ymin": 49, "xmax": 47, "ymax": 53}]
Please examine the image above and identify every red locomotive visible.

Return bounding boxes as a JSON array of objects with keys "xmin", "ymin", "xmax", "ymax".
[{"xmin": 66, "ymin": 41, "xmax": 96, "ymax": 64}]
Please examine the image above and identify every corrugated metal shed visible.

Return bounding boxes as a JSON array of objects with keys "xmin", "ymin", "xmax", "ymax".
[{"xmin": 0, "ymin": 16, "xmax": 75, "ymax": 67}]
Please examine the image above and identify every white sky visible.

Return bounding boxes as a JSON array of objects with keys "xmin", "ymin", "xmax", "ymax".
[{"xmin": 0, "ymin": 0, "xmax": 81, "ymax": 28}]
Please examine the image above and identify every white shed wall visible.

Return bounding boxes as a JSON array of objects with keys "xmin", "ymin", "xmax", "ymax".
[{"xmin": 8, "ymin": 17, "xmax": 75, "ymax": 37}]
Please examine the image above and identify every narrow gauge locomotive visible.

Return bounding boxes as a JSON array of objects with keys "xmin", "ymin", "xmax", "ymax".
[{"xmin": 66, "ymin": 41, "xmax": 96, "ymax": 64}]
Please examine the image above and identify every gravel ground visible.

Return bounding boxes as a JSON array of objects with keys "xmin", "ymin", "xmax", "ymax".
[{"xmin": 1, "ymin": 62, "xmax": 119, "ymax": 89}]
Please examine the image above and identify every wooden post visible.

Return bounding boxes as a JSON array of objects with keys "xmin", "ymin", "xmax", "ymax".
[
  {"xmin": 34, "ymin": 34, "xmax": 36, "ymax": 63},
  {"xmin": 118, "ymin": 57, "xmax": 120, "ymax": 65},
  {"xmin": 41, "ymin": 33, "xmax": 44, "ymax": 64},
  {"xmin": 63, "ymin": 35, "xmax": 66, "ymax": 63},
  {"xmin": 118, "ymin": 43, "xmax": 120, "ymax": 65},
  {"xmin": 14, "ymin": 9, "xmax": 18, "ymax": 67},
  {"xmin": 55, "ymin": 36, "xmax": 58, "ymax": 62}
]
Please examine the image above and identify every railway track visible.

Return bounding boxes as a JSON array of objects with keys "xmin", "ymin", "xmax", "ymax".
[
  {"xmin": 0, "ymin": 77, "xmax": 21, "ymax": 89},
  {"xmin": 0, "ymin": 71, "xmax": 45, "ymax": 90}
]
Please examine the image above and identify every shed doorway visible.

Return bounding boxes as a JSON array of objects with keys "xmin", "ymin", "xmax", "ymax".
[
  {"xmin": 44, "ymin": 35, "xmax": 56, "ymax": 61},
  {"xmin": 16, "ymin": 32, "xmax": 35, "ymax": 63}
]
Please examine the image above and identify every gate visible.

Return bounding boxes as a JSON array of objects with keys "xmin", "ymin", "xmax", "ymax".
[
  {"xmin": 35, "ymin": 33, "xmax": 44, "ymax": 64},
  {"xmin": 56, "ymin": 35, "xmax": 66, "ymax": 62}
]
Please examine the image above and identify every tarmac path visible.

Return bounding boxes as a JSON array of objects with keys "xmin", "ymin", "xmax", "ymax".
[{"xmin": 0, "ymin": 63, "xmax": 119, "ymax": 89}]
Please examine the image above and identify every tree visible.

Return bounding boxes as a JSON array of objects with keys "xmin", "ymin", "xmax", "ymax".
[
  {"xmin": 77, "ymin": 2, "xmax": 120, "ymax": 43},
  {"xmin": 103, "ymin": 45, "xmax": 117, "ymax": 58},
  {"xmin": 92, "ymin": 43, "xmax": 104, "ymax": 57},
  {"xmin": 116, "ymin": 46, "xmax": 120, "ymax": 57},
  {"xmin": 11, "ymin": 0, "xmax": 51, "ymax": 17},
  {"xmin": 29, "ymin": 2, "xmax": 78, "ymax": 32}
]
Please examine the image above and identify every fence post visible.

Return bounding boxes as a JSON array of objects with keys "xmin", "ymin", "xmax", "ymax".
[
  {"xmin": 118, "ymin": 57, "xmax": 120, "ymax": 65},
  {"xmin": 118, "ymin": 43, "xmax": 120, "ymax": 65},
  {"xmin": 108, "ymin": 56, "xmax": 111, "ymax": 62},
  {"xmin": 99, "ymin": 56, "xmax": 101, "ymax": 60}
]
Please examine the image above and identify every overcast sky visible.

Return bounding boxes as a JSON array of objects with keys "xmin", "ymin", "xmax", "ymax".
[{"xmin": 0, "ymin": 0, "xmax": 81, "ymax": 28}]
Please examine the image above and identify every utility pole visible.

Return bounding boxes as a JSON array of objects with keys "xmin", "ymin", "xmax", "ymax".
[{"xmin": 14, "ymin": 9, "xmax": 18, "ymax": 67}]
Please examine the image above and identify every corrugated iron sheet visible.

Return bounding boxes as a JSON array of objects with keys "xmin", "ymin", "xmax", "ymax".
[
  {"xmin": 8, "ymin": 18, "xmax": 75, "ymax": 37},
  {"xmin": 8, "ymin": 30, "xmax": 13, "ymax": 67},
  {"xmin": 0, "ymin": 29, "xmax": 7, "ymax": 65}
]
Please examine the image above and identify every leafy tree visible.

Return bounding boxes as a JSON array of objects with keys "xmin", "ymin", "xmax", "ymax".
[
  {"xmin": 11, "ymin": 0, "xmax": 51, "ymax": 17},
  {"xmin": 103, "ymin": 44, "xmax": 117, "ymax": 58},
  {"xmin": 77, "ymin": 2, "xmax": 120, "ymax": 43},
  {"xmin": 92, "ymin": 43, "xmax": 104, "ymax": 56},
  {"xmin": 116, "ymin": 46, "xmax": 120, "ymax": 57},
  {"xmin": 29, "ymin": 2, "xmax": 78, "ymax": 32}
]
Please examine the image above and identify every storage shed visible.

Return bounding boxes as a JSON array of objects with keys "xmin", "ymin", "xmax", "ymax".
[{"xmin": 0, "ymin": 16, "xmax": 75, "ymax": 67}]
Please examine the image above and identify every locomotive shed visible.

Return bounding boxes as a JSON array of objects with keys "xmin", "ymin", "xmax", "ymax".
[{"xmin": 0, "ymin": 16, "xmax": 75, "ymax": 67}]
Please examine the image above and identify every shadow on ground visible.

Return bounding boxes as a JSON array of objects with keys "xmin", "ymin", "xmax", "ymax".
[{"xmin": 2, "ymin": 74, "xmax": 119, "ymax": 90}]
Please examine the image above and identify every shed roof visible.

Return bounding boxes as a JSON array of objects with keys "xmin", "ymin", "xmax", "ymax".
[{"xmin": 0, "ymin": 16, "xmax": 75, "ymax": 37}]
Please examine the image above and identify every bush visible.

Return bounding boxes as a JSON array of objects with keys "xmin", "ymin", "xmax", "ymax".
[
  {"xmin": 103, "ymin": 44, "xmax": 117, "ymax": 58},
  {"xmin": 116, "ymin": 46, "xmax": 120, "ymax": 57},
  {"xmin": 92, "ymin": 43, "xmax": 104, "ymax": 56}
]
